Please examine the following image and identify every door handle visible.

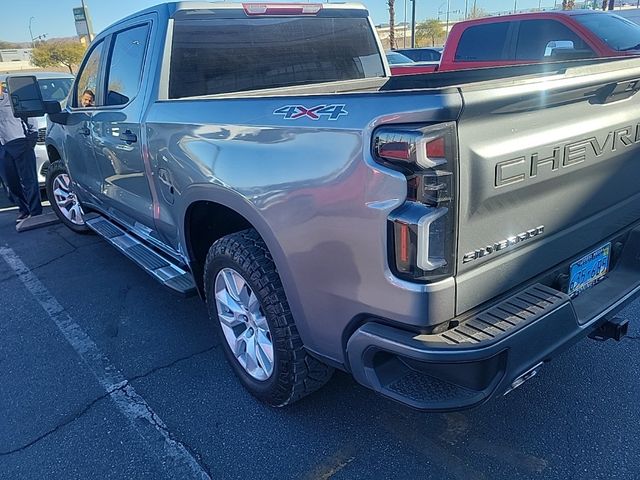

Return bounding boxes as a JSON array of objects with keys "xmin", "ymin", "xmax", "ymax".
[
  {"xmin": 79, "ymin": 126, "xmax": 90, "ymax": 136},
  {"xmin": 119, "ymin": 130, "xmax": 137, "ymax": 144}
]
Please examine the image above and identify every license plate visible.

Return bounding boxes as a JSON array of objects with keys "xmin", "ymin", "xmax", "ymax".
[{"xmin": 568, "ymin": 243, "xmax": 611, "ymax": 297}]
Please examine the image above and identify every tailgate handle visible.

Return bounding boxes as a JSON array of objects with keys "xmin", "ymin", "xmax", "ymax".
[{"xmin": 592, "ymin": 79, "xmax": 640, "ymax": 104}]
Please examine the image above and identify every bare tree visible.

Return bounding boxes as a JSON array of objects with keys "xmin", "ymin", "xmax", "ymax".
[{"xmin": 388, "ymin": 0, "xmax": 396, "ymax": 50}]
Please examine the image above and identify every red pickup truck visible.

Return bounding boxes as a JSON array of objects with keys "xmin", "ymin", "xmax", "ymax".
[{"xmin": 407, "ymin": 10, "xmax": 640, "ymax": 74}]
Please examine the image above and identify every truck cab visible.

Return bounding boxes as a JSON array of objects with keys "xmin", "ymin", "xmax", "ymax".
[{"xmin": 422, "ymin": 10, "xmax": 640, "ymax": 74}]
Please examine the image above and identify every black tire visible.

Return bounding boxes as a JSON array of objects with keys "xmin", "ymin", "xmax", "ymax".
[
  {"xmin": 204, "ymin": 228, "xmax": 333, "ymax": 407},
  {"xmin": 46, "ymin": 161, "xmax": 91, "ymax": 234}
]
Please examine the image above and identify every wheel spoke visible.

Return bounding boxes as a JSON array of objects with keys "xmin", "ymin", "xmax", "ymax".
[
  {"xmin": 53, "ymin": 187, "xmax": 70, "ymax": 201},
  {"xmin": 215, "ymin": 289, "xmax": 244, "ymax": 317},
  {"xmin": 253, "ymin": 313, "xmax": 269, "ymax": 331},
  {"xmin": 222, "ymin": 270, "xmax": 244, "ymax": 301}
]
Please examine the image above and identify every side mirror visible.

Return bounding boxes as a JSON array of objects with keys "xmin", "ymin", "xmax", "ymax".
[
  {"xmin": 6, "ymin": 75, "xmax": 62, "ymax": 119},
  {"xmin": 544, "ymin": 40, "xmax": 575, "ymax": 57}
]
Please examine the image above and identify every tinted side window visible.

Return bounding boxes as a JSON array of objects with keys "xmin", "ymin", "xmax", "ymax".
[
  {"xmin": 455, "ymin": 22, "xmax": 511, "ymax": 61},
  {"xmin": 515, "ymin": 19, "xmax": 593, "ymax": 60},
  {"xmin": 420, "ymin": 50, "xmax": 440, "ymax": 61},
  {"xmin": 105, "ymin": 24, "xmax": 149, "ymax": 106},
  {"xmin": 75, "ymin": 41, "xmax": 103, "ymax": 107},
  {"xmin": 169, "ymin": 17, "xmax": 384, "ymax": 98}
]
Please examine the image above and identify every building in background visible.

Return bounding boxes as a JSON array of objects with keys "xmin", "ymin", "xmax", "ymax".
[{"xmin": 0, "ymin": 49, "xmax": 34, "ymax": 73}]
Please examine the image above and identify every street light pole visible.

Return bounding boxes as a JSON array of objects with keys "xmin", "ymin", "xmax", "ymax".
[
  {"xmin": 404, "ymin": 0, "xmax": 408, "ymax": 48},
  {"xmin": 28, "ymin": 16, "xmax": 35, "ymax": 47},
  {"xmin": 446, "ymin": 0, "xmax": 450, "ymax": 37},
  {"xmin": 513, "ymin": 0, "xmax": 518, "ymax": 13},
  {"xmin": 410, "ymin": 0, "xmax": 417, "ymax": 48}
]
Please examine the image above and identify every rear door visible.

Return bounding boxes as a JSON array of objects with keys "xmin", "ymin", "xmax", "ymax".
[
  {"xmin": 455, "ymin": 59, "xmax": 640, "ymax": 313},
  {"xmin": 91, "ymin": 20, "xmax": 155, "ymax": 232},
  {"xmin": 513, "ymin": 19, "xmax": 597, "ymax": 61}
]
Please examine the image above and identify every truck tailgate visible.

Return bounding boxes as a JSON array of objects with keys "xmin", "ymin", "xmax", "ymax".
[{"xmin": 455, "ymin": 58, "xmax": 640, "ymax": 314}]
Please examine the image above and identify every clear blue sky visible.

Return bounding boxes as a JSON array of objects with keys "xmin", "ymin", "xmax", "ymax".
[{"xmin": 4, "ymin": 0, "xmax": 559, "ymax": 43}]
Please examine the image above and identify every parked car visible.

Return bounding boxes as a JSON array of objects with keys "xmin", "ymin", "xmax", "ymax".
[
  {"xmin": 0, "ymin": 72, "xmax": 73, "ymax": 186},
  {"xmin": 413, "ymin": 10, "xmax": 640, "ymax": 74},
  {"xmin": 8, "ymin": 1, "xmax": 640, "ymax": 412},
  {"xmin": 385, "ymin": 51, "xmax": 440, "ymax": 75},
  {"xmin": 395, "ymin": 47, "xmax": 443, "ymax": 62}
]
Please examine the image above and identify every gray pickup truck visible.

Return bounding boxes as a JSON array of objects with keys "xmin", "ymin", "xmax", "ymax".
[{"xmin": 7, "ymin": 2, "xmax": 640, "ymax": 411}]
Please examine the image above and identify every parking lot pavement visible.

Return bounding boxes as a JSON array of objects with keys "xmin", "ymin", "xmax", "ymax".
[{"xmin": 1, "ymin": 207, "xmax": 639, "ymax": 480}]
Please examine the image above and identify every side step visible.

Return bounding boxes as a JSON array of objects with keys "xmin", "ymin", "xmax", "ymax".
[{"xmin": 85, "ymin": 214, "xmax": 197, "ymax": 296}]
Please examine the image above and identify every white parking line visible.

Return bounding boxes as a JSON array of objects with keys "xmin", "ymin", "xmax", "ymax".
[{"xmin": 0, "ymin": 245, "xmax": 211, "ymax": 479}]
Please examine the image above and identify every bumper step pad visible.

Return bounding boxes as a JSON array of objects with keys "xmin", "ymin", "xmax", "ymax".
[
  {"xmin": 434, "ymin": 284, "xmax": 569, "ymax": 347},
  {"xmin": 86, "ymin": 215, "xmax": 196, "ymax": 296}
]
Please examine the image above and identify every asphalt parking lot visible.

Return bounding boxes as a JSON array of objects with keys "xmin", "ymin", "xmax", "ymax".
[{"xmin": 1, "ymin": 201, "xmax": 639, "ymax": 480}]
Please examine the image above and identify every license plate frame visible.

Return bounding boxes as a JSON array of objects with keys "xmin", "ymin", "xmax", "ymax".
[{"xmin": 567, "ymin": 242, "xmax": 611, "ymax": 297}]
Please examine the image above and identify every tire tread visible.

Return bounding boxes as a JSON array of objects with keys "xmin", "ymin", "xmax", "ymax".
[{"xmin": 204, "ymin": 228, "xmax": 333, "ymax": 406}]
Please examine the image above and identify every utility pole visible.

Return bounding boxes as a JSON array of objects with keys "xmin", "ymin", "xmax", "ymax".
[
  {"xmin": 446, "ymin": 0, "xmax": 450, "ymax": 37},
  {"xmin": 513, "ymin": 0, "xmax": 518, "ymax": 13},
  {"xmin": 410, "ymin": 0, "xmax": 417, "ymax": 48},
  {"xmin": 404, "ymin": 0, "xmax": 408, "ymax": 48},
  {"xmin": 464, "ymin": 0, "xmax": 469, "ymax": 18}
]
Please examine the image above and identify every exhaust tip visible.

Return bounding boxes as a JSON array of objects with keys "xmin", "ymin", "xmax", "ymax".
[{"xmin": 504, "ymin": 362, "xmax": 544, "ymax": 396}]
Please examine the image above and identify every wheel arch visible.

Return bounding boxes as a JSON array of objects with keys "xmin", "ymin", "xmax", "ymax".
[
  {"xmin": 180, "ymin": 187, "xmax": 300, "ymax": 318},
  {"xmin": 46, "ymin": 143, "xmax": 62, "ymax": 162}
]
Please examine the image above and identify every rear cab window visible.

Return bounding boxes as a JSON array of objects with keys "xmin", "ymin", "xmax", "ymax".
[
  {"xmin": 455, "ymin": 22, "xmax": 511, "ymax": 62},
  {"xmin": 168, "ymin": 7, "xmax": 385, "ymax": 98}
]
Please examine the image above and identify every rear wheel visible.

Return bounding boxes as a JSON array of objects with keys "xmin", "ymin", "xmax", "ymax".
[
  {"xmin": 204, "ymin": 228, "xmax": 333, "ymax": 406},
  {"xmin": 46, "ymin": 161, "xmax": 90, "ymax": 233}
]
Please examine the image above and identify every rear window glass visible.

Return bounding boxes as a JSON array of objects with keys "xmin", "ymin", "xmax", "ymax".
[
  {"xmin": 574, "ymin": 13, "xmax": 640, "ymax": 51},
  {"xmin": 169, "ymin": 17, "xmax": 385, "ymax": 98},
  {"xmin": 455, "ymin": 22, "xmax": 511, "ymax": 62}
]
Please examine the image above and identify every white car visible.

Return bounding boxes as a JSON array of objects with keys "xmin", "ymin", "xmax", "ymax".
[{"xmin": 0, "ymin": 72, "xmax": 74, "ymax": 186}]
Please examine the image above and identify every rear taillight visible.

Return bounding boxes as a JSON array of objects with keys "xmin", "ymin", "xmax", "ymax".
[
  {"xmin": 374, "ymin": 122, "xmax": 457, "ymax": 281},
  {"xmin": 243, "ymin": 3, "xmax": 322, "ymax": 15}
]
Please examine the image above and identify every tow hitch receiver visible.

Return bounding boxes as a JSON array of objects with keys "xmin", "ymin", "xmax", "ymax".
[{"xmin": 589, "ymin": 317, "xmax": 629, "ymax": 342}]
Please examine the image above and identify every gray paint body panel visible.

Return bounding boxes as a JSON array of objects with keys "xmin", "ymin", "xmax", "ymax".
[{"xmin": 145, "ymin": 92, "xmax": 462, "ymax": 362}]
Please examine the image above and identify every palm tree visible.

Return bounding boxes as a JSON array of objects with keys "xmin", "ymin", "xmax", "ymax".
[{"xmin": 388, "ymin": 0, "xmax": 396, "ymax": 50}]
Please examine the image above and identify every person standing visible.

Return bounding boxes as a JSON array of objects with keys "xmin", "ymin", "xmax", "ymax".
[{"xmin": 0, "ymin": 83, "xmax": 42, "ymax": 222}]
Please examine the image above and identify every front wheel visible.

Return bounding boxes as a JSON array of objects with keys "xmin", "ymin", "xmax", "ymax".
[
  {"xmin": 204, "ymin": 229, "xmax": 333, "ymax": 407},
  {"xmin": 46, "ymin": 161, "xmax": 90, "ymax": 233}
]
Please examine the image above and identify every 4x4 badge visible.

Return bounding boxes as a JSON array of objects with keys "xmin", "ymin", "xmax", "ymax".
[{"xmin": 274, "ymin": 104, "xmax": 348, "ymax": 120}]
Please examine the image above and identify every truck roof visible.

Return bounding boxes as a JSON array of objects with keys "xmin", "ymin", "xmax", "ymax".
[
  {"xmin": 100, "ymin": 1, "xmax": 369, "ymax": 35},
  {"xmin": 453, "ymin": 9, "xmax": 619, "ymax": 26}
]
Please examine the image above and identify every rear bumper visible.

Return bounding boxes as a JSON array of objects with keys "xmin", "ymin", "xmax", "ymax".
[{"xmin": 347, "ymin": 224, "xmax": 640, "ymax": 411}]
